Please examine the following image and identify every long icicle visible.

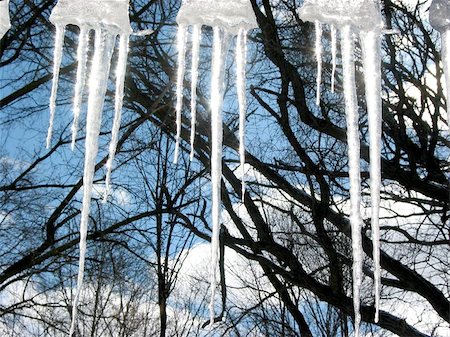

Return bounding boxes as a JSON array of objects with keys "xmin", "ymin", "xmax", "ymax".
[
  {"xmin": 104, "ymin": 34, "xmax": 130, "ymax": 202},
  {"xmin": 174, "ymin": 25, "xmax": 187, "ymax": 164},
  {"xmin": 236, "ymin": 28, "xmax": 248, "ymax": 202},
  {"xmin": 71, "ymin": 26, "xmax": 89, "ymax": 150},
  {"xmin": 331, "ymin": 25, "xmax": 337, "ymax": 93},
  {"xmin": 341, "ymin": 25, "xmax": 363, "ymax": 337},
  {"xmin": 68, "ymin": 30, "xmax": 116, "ymax": 337},
  {"xmin": 209, "ymin": 26, "xmax": 230, "ymax": 327},
  {"xmin": 47, "ymin": 24, "xmax": 65, "ymax": 149},
  {"xmin": 442, "ymin": 29, "xmax": 450, "ymax": 126},
  {"xmin": 361, "ymin": 29, "xmax": 382, "ymax": 323},
  {"xmin": 189, "ymin": 24, "xmax": 201, "ymax": 161},
  {"xmin": 315, "ymin": 20, "xmax": 322, "ymax": 105}
]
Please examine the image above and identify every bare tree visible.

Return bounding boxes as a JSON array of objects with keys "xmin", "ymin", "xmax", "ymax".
[{"xmin": 0, "ymin": 0, "xmax": 449, "ymax": 337}]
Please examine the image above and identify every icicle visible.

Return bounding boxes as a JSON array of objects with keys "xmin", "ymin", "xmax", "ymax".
[
  {"xmin": 236, "ymin": 28, "xmax": 248, "ymax": 202},
  {"xmin": 442, "ymin": 30, "xmax": 450, "ymax": 126},
  {"xmin": 68, "ymin": 30, "xmax": 116, "ymax": 337},
  {"xmin": 47, "ymin": 24, "xmax": 65, "ymax": 149},
  {"xmin": 331, "ymin": 25, "xmax": 337, "ymax": 93},
  {"xmin": 361, "ymin": 29, "xmax": 382, "ymax": 324},
  {"xmin": 104, "ymin": 34, "xmax": 130, "ymax": 202},
  {"xmin": 209, "ymin": 26, "xmax": 230, "ymax": 327},
  {"xmin": 189, "ymin": 24, "xmax": 201, "ymax": 161},
  {"xmin": 315, "ymin": 20, "xmax": 322, "ymax": 105},
  {"xmin": 71, "ymin": 27, "xmax": 89, "ymax": 150},
  {"xmin": 174, "ymin": 25, "xmax": 187, "ymax": 164},
  {"xmin": 341, "ymin": 25, "xmax": 362, "ymax": 337}
]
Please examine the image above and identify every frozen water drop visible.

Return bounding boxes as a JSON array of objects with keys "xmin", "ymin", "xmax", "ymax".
[
  {"xmin": 47, "ymin": 24, "xmax": 65, "ymax": 149},
  {"xmin": 236, "ymin": 28, "xmax": 248, "ymax": 201},
  {"xmin": 361, "ymin": 29, "xmax": 382, "ymax": 323},
  {"xmin": 174, "ymin": 25, "xmax": 187, "ymax": 164},
  {"xmin": 341, "ymin": 25, "xmax": 362, "ymax": 337},
  {"xmin": 331, "ymin": 25, "xmax": 337, "ymax": 93},
  {"xmin": 190, "ymin": 24, "xmax": 201, "ymax": 161},
  {"xmin": 315, "ymin": 20, "xmax": 322, "ymax": 105},
  {"xmin": 209, "ymin": 26, "xmax": 231, "ymax": 327},
  {"xmin": 68, "ymin": 30, "xmax": 116, "ymax": 337},
  {"xmin": 71, "ymin": 26, "xmax": 89, "ymax": 150},
  {"xmin": 175, "ymin": 0, "xmax": 257, "ymax": 327},
  {"xmin": 104, "ymin": 34, "xmax": 129, "ymax": 202}
]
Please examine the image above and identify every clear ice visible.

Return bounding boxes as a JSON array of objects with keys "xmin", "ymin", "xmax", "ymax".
[
  {"xmin": 189, "ymin": 25, "xmax": 201, "ymax": 161},
  {"xmin": 71, "ymin": 27, "xmax": 89, "ymax": 151},
  {"xmin": 315, "ymin": 21, "xmax": 322, "ymax": 105},
  {"xmin": 331, "ymin": 25, "xmax": 337, "ymax": 93},
  {"xmin": 0, "ymin": 0, "xmax": 11, "ymax": 40},
  {"xmin": 341, "ymin": 25, "xmax": 363, "ymax": 335},
  {"xmin": 236, "ymin": 28, "xmax": 248, "ymax": 201},
  {"xmin": 174, "ymin": 25, "xmax": 187, "ymax": 164},
  {"xmin": 430, "ymin": 0, "xmax": 450, "ymax": 127},
  {"xmin": 299, "ymin": 0, "xmax": 384, "ymax": 331},
  {"xmin": 175, "ymin": 0, "xmax": 257, "ymax": 326},
  {"xmin": 47, "ymin": 1, "xmax": 133, "ymax": 336}
]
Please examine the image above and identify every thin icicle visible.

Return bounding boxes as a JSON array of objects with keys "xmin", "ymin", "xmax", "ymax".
[
  {"xmin": 209, "ymin": 26, "xmax": 230, "ymax": 327},
  {"xmin": 104, "ymin": 34, "xmax": 130, "ymax": 202},
  {"xmin": 442, "ymin": 30, "xmax": 450, "ymax": 126},
  {"xmin": 189, "ymin": 24, "xmax": 201, "ymax": 161},
  {"xmin": 174, "ymin": 25, "xmax": 187, "ymax": 164},
  {"xmin": 71, "ymin": 27, "xmax": 89, "ymax": 150},
  {"xmin": 361, "ymin": 29, "xmax": 382, "ymax": 323},
  {"xmin": 341, "ymin": 25, "xmax": 362, "ymax": 337},
  {"xmin": 331, "ymin": 25, "xmax": 337, "ymax": 93},
  {"xmin": 236, "ymin": 28, "xmax": 248, "ymax": 202},
  {"xmin": 315, "ymin": 20, "xmax": 322, "ymax": 106},
  {"xmin": 47, "ymin": 24, "xmax": 65, "ymax": 149},
  {"xmin": 68, "ymin": 30, "xmax": 116, "ymax": 337}
]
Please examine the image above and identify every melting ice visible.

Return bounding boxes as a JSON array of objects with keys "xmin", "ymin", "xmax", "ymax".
[
  {"xmin": 175, "ymin": 0, "xmax": 257, "ymax": 326},
  {"xmin": 47, "ymin": 0, "xmax": 133, "ymax": 335},
  {"xmin": 430, "ymin": 0, "xmax": 450, "ymax": 127},
  {"xmin": 299, "ymin": 0, "xmax": 384, "ymax": 333}
]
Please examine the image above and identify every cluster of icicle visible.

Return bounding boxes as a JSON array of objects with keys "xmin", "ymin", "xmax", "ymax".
[
  {"xmin": 299, "ymin": 0, "xmax": 384, "ymax": 335},
  {"xmin": 430, "ymin": 0, "xmax": 450, "ymax": 127},
  {"xmin": 0, "ymin": 0, "xmax": 10, "ymax": 40},
  {"xmin": 174, "ymin": 0, "xmax": 257, "ymax": 327},
  {"xmin": 46, "ymin": 1, "xmax": 137, "ymax": 336}
]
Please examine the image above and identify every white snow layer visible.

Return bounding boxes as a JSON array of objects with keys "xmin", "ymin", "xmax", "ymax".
[
  {"xmin": 47, "ymin": 1, "xmax": 134, "ymax": 335},
  {"xmin": 176, "ymin": 0, "xmax": 257, "ymax": 35},
  {"xmin": 175, "ymin": 0, "xmax": 257, "ymax": 327},
  {"xmin": 0, "ymin": 0, "xmax": 11, "ymax": 39},
  {"xmin": 429, "ymin": 0, "xmax": 450, "ymax": 126},
  {"xmin": 49, "ymin": 0, "xmax": 132, "ymax": 35},
  {"xmin": 299, "ymin": 0, "xmax": 383, "ymax": 31},
  {"xmin": 299, "ymin": 0, "xmax": 384, "ymax": 332}
]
